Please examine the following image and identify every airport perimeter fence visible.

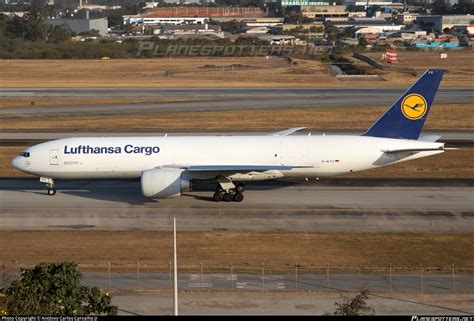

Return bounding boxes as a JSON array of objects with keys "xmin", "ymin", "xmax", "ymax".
[
  {"xmin": 2, "ymin": 263, "xmax": 474, "ymax": 293},
  {"xmin": 73, "ymin": 263, "xmax": 474, "ymax": 294}
]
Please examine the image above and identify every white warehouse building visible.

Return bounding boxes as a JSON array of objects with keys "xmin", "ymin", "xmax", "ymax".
[
  {"xmin": 124, "ymin": 16, "xmax": 209, "ymax": 25},
  {"xmin": 355, "ymin": 25, "xmax": 404, "ymax": 34}
]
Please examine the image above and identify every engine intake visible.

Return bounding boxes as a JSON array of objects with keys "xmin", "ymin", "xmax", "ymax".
[{"xmin": 141, "ymin": 167, "xmax": 190, "ymax": 198}]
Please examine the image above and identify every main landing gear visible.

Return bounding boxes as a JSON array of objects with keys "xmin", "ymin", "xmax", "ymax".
[
  {"xmin": 40, "ymin": 177, "xmax": 56, "ymax": 196},
  {"xmin": 212, "ymin": 177, "xmax": 244, "ymax": 202}
]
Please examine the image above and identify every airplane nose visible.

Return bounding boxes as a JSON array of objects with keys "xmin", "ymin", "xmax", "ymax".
[{"xmin": 11, "ymin": 156, "xmax": 22, "ymax": 170}]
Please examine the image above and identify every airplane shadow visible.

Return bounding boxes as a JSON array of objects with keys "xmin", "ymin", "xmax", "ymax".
[
  {"xmin": 59, "ymin": 190, "xmax": 153, "ymax": 205},
  {"xmin": 184, "ymin": 194, "xmax": 213, "ymax": 202},
  {"xmin": 193, "ymin": 180, "xmax": 299, "ymax": 192},
  {"xmin": 16, "ymin": 179, "xmax": 302, "ymax": 204}
]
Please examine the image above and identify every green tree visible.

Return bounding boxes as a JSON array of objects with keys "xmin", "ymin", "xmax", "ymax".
[
  {"xmin": 357, "ymin": 36, "xmax": 368, "ymax": 48},
  {"xmin": 431, "ymin": 0, "xmax": 452, "ymax": 15},
  {"xmin": 320, "ymin": 51, "xmax": 330, "ymax": 63},
  {"xmin": 220, "ymin": 20, "xmax": 246, "ymax": 34},
  {"xmin": 79, "ymin": 29, "xmax": 101, "ymax": 38},
  {"xmin": 4, "ymin": 15, "xmax": 27, "ymax": 38},
  {"xmin": 333, "ymin": 289, "xmax": 374, "ymax": 316},
  {"xmin": 452, "ymin": 0, "xmax": 474, "ymax": 14},
  {"xmin": 107, "ymin": 12, "xmax": 124, "ymax": 28},
  {"xmin": 5, "ymin": 262, "xmax": 117, "ymax": 316},
  {"xmin": 47, "ymin": 24, "xmax": 72, "ymax": 43}
]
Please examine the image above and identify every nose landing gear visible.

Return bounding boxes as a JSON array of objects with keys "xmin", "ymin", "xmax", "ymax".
[
  {"xmin": 47, "ymin": 187, "xmax": 57, "ymax": 195},
  {"xmin": 40, "ymin": 177, "xmax": 56, "ymax": 196}
]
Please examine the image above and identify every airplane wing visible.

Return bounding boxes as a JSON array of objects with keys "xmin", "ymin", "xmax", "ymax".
[
  {"xmin": 184, "ymin": 165, "xmax": 311, "ymax": 172},
  {"xmin": 268, "ymin": 127, "xmax": 306, "ymax": 136},
  {"xmin": 381, "ymin": 147, "xmax": 445, "ymax": 154}
]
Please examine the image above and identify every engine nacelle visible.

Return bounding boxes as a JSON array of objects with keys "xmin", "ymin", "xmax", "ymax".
[{"xmin": 141, "ymin": 167, "xmax": 190, "ymax": 199}]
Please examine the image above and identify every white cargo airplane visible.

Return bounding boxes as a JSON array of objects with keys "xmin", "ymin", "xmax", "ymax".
[{"xmin": 12, "ymin": 69, "xmax": 449, "ymax": 202}]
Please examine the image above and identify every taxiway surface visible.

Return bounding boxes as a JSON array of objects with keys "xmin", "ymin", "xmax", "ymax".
[
  {"xmin": 0, "ymin": 88, "xmax": 472, "ymax": 117},
  {"xmin": 1, "ymin": 179, "xmax": 472, "ymax": 232}
]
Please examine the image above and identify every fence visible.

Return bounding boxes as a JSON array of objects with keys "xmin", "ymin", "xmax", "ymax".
[
  {"xmin": 2, "ymin": 263, "xmax": 473, "ymax": 293},
  {"xmin": 70, "ymin": 263, "xmax": 474, "ymax": 294}
]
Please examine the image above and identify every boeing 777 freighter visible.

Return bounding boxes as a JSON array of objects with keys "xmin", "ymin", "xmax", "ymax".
[{"xmin": 11, "ymin": 69, "xmax": 449, "ymax": 202}]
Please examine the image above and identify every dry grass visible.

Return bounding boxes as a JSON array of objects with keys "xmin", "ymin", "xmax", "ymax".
[
  {"xmin": 2, "ymin": 146, "xmax": 473, "ymax": 178},
  {"xmin": 0, "ymin": 231, "xmax": 472, "ymax": 269},
  {"xmin": 0, "ymin": 146, "xmax": 24, "ymax": 176},
  {"xmin": 0, "ymin": 57, "xmax": 336, "ymax": 88},
  {"xmin": 365, "ymin": 51, "xmax": 474, "ymax": 85},
  {"xmin": 0, "ymin": 104, "xmax": 471, "ymax": 132},
  {"xmin": 1, "ymin": 55, "xmax": 472, "ymax": 88},
  {"xmin": 366, "ymin": 51, "xmax": 474, "ymax": 74}
]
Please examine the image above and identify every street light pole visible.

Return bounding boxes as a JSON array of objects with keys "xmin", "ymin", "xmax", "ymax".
[{"xmin": 173, "ymin": 217, "xmax": 178, "ymax": 316}]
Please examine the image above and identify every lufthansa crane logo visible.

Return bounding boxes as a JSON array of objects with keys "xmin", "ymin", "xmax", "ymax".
[{"xmin": 401, "ymin": 94, "xmax": 428, "ymax": 120}]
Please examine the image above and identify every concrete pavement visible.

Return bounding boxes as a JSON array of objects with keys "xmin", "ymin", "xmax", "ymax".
[
  {"xmin": 110, "ymin": 292, "xmax": 474, "ymax": 315},
  {"xmin": 0, "ymin": 88, "xmax": 472, "ymax": 117},
  {"xmin": 1, "ymin": 178, "xmax": 472, "ymax": 232}
]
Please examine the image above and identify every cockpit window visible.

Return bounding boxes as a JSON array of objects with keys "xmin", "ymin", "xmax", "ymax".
[{"xmin": 19, "ymin": 152, "xmax": 30, "ymax": 158}]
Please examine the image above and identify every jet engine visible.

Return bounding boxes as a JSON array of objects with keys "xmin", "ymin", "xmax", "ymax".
[{"xmin": 141, "ymin": 167, "xmax": 191, "ymax": 198}]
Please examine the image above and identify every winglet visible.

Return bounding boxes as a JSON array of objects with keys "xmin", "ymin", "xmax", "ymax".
[{"xmin": 268, "ymin": 127, "xmax": 306, "ymax": 136}]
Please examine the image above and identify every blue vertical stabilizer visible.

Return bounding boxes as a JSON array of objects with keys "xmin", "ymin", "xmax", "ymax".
[{"xmin": 363, "ymin": 69, "xmax": 445, "ymax": 140}]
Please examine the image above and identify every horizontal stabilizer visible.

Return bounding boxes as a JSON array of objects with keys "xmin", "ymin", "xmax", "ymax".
[
  {"xmin": 418, "ymin": 135, "xmax": 442, "ymax": 142},
  {"xmin": 268, "ymin": 127, "xmax": 306, "ymax": 136}
]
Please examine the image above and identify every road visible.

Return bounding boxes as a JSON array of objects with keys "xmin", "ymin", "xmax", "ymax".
[
  {"xmin": 111, "ymin": 292, "xmax": 474, "ymax": 315},
  {"xmin": 1, "ymin": 178, "xmax": 472, "ymax": 232},
  {"xmin": 0, "ymin": 88, "xmax": 472, "ymax": 117}
]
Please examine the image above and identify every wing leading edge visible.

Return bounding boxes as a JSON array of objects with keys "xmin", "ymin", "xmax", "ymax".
[{"xmin": 268, "ymin": 127, "xmax": 306, "ymax": 136}]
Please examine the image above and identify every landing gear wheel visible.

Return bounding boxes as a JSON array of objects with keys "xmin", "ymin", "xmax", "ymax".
[
  {"xmin": 47, "ymin": 188, "xmax": 56, "ymax": 196},
  {"xmin": 233, "ymin": 193, "xmax": 244, "ymax": 202},
  {"xmin": 235, "ymin": 183, "xmax": 245, "ymax": 193},
  {"xmin": 213, "ymin": 192, "xmax": 223, "ymax": 202},
  {"xmin": 223, "ymin": 193, "xmax": 233, "ymax": 202}
]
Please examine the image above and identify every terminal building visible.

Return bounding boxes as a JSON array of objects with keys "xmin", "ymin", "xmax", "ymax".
[{"xmin": 48, "ymin": 18, "xmax": 108, "ymax": 36}]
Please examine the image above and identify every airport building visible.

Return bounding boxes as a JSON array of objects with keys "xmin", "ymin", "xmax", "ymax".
[
  {"xmin": 416, "ymin": 14, "xmax": 474, "ymax": 33},
  {"xmin": 124, "ymin": 16, "xmax": 209, "ymax": 26},
  {"xmin": 396, "ymin": 12, "xmax": 419, "ymax": 25},
  {"xmin": 327, "ymin": 17, "xmax": 404, "ymax": 32},
  {"xmin": 48, "ymin": 18, "xmax": 108, "ymax": 36},
  {"xmin": 301, "ymin": 5, "xmax": 349, "ymax": 19},
  {"xmin": 139, "ymin": 6, "xmax": 264, "ymax": 18}
]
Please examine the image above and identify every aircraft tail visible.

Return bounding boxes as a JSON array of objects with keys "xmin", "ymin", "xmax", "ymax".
[{"xmin": 363, "ymin": 69, "xmax": 445, "ymax": 140}]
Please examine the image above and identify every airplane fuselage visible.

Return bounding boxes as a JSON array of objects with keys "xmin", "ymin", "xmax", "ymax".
[{"xmin": 11, "ymin": 135, "xmax": 444, "ymax": 181}]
